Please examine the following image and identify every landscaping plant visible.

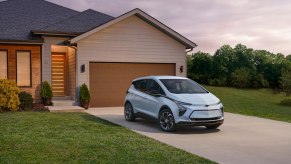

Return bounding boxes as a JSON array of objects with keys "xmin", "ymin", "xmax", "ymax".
[
  {"xmin": 18, "ymin": 91, "xmax": 33, "ymax": 111},
  {"xmin": 0, "ymin": 79, "xmax": 20, "ymax": 111},
  {"xmin": 41, "ymin": 81, "xmax": 53, "ymax": 105},
  {"xmin": 79, "ymin": 83, "xmax": 91, "ymax": 109}
]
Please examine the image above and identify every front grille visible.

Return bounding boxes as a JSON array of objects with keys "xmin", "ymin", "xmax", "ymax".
[{"xmin": 191, "ymin": 116, "xmax": 221, "ymax": 121}]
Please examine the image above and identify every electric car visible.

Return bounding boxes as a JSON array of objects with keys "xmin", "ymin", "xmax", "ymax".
[{"xmin": 124, "ymin": 76, "xmax": 224, "ymax": 132}]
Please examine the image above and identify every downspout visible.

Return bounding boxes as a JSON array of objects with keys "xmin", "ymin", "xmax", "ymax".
[
  {"xmin": 68, "ymin": 45, "xmax": 78, "ymax": 104},
  {"xmin": 185, "ymin": 45, "xmax": 196, "ymax": 77}
]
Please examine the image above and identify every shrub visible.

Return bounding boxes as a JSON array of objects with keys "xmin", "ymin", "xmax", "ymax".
[
  {"xmin": 279, "ymin": 99, "xmax": 291, "ymax": 106},
  {"xmin": 41, "ymin": 81, "xmax": 53, "ymax": 105},
  {"xmin": 32, "ymin": 104, "xmax": 49, "ymax": 112},
  {"xmin": 79, "ymin": 83, "xmax": 91, "ymax": 102},
  {"xmin": 0, "ymin": 79, "xmax": 20, "ymax": 111},
  {"xmin": 18, "ymin": 91, "xmax": 33, "ymax": 111},
  {"xmin": 79, "ymin": 83, "xmax": 90, "ymax": 109}
]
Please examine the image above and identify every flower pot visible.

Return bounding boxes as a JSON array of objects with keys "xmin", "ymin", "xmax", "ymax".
[
  {"xmin": 80, "ymin": 100, "xmax": 90, "ymax": 109},
  {"xmin": 42, "ymin": 98, "xmax": 52, "ymax": 106}
]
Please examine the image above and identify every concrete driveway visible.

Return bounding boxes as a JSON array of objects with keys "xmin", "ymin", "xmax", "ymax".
[{"xmin": 86, "ymin": 107, "xmax": 291, "ymax": 164}]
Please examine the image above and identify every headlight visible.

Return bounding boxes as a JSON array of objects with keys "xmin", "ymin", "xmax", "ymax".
[
  {"xmin": 173, "ymin": 100, "xmax": 191, "ymax": 116},
  {"xmin": 219, "ymin": 103, "xmax": 224, "ymax": 116}
]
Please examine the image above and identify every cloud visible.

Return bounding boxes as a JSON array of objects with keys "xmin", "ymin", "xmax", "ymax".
[{"xmin": 48, "ymin": 0, "xmax": 291, "ymax": 55}]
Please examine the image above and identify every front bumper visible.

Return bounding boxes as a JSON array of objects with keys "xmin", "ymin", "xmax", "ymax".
[
  {"xmin": 175, "ymin": 103, "xmax": 224, "ymax": 126},
  {"xmin": 177, "ymin": 118, "xmax": 224, "ymax": 126}
]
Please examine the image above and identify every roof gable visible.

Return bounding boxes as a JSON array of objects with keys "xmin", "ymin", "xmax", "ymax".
[{"xmin": 70, "ymin": 8, "xmax": 197, "ymax": 49}]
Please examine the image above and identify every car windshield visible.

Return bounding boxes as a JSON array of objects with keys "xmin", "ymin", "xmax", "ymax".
[{"xmin": 160, "ymin": 79, "xmax": 208, "ymax": 94}]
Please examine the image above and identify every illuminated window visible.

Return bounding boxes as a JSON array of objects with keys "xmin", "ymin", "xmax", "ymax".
[{"xmin": 17, "ymin": 51, "xmax": 31, "ymax": 87}]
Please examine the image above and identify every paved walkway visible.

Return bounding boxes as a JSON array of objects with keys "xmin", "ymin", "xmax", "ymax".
[{"xmin": 86, "ymin": 107, "xmax": 291, "ymax": 164}]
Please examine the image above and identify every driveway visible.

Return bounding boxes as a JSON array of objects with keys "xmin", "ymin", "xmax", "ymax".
[{"xmin": 86, "ymin": 107, "xmax": 291, "ymax": 164}]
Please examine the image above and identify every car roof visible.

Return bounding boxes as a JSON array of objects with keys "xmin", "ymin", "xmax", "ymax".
[{"xmin": 132, "ymin": 76, "xmax": 188, "ymax": 82}]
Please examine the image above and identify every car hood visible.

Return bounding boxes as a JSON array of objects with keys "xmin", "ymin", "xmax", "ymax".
[{"xmin": 169, "ymin": 93, "xmax": 220, "ymax": 105}]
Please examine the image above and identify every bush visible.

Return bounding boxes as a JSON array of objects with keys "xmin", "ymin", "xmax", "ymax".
[
  {"xmin": 41, "ymin": 81, "xmax": 53, "ymax": 105},
  {"xmin": 32, "ymin": 104, "xmax": 49, "ymax": 112},
  {"xmin": 0, "ymin": 79, "xmax": 20, "ymax": 111},
  {"xmin": 79, "ymin": 83, "xmax": 91, "ymax": 102},
  {"xmin": 208, "ymin": 78, "xmax": 227, "ymax": 86},
  {"xmin": 18, "ymin": 91, "xmax": 33, "ymax": 111},
  {"xmin": 279, "ymin": 99, "xmax": 291, "ymax": 106}
]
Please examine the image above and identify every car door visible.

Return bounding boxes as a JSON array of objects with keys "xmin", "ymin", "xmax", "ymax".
[
  {"xmin": 131, "ymin": 79, "xmax": 149, "ymax": 114},
  {"xmin": 144, "ymin": 79, "xmax": 165, "ymax": 118}
]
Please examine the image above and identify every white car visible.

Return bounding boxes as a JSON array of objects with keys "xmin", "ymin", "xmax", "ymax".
[{"xmin": 124, "ymin": 76, "xmax": 224, "ymax": 132}]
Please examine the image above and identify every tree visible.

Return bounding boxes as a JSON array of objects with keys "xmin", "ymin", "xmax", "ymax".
[
  {"xmin": 231, "ymin": 67, "xmax": 251, "ymax": 88},
  {"xmin": 281, "ymin": 64, "xmax": 291, "ymax": 96},
  {"xmin": 189, "ymin": 51, "xmax": 213, "ymax": 84},
  {"xmin": 213, "ymin": 45, "xmax": 236, "ymax": 86}
]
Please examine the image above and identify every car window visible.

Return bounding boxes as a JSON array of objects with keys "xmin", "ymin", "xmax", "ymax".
[
  {"xmin": 160, "ymin": 79, "xmax": 207, "ymax": 94},
  {"xmin": 132, "ymin": 79, "xmax": 147, "ymax": 93},
  {"xmin": 147, "ymin": 79, "xmax": 165, "ymax": 95}
]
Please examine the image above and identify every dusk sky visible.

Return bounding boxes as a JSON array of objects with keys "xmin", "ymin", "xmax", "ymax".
[{"xmin": 49, "ymin": 0, "xmax": 291, "ymax": 55}]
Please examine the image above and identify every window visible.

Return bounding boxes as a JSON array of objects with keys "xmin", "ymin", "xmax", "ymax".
[
  {"xmin": 17, "ymin": 51, "xmax": 31, "ymax": 87},
  {"xmin": 132, "ymin": 79, "xmax": 147, "ymax": 92},
  {"xmin": 0, "ymin": 50, "xmax": 8, "ymax": 79},
  {"xmin": 160, "ymin": 79, "xmax": 208, "ymax": 94},
  {"xmin": 147, "ymin": 79, "xmax": 165, "ymax": 95}
]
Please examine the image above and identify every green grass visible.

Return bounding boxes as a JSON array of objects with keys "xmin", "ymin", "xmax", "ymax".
[
  {"xmin": 204, "ymin": 86, "xmax": 291, "ymax": 123},
  {"xmin": 0, "ymin": 112, "xmax": 214, "ymax": 163}
]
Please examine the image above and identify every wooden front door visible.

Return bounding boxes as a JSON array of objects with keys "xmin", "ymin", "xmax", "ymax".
[{"xmin": 51, "ymin": 53, "xmax": 66, "ymax": 96}]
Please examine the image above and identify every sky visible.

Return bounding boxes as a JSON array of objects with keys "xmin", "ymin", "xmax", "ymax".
[{"xmin": 48, "ymin": 0, "xmax": 291, "ymax": 55}]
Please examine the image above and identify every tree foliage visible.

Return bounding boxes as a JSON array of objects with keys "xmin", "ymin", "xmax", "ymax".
[{"xmin": 188, "ymin": 44, "xmax": 291, "ymax": 92}]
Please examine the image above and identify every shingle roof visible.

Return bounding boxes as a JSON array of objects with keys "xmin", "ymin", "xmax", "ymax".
[
  {"xmin": 38, "ymin": 9, "xmax": 114, "ymax": 34},
  {"xmin": 0, "ymin": 0, "xmax": 114, "ymax": 41}
]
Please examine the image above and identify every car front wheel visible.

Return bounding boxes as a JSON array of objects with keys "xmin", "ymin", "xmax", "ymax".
[
  {"xmin": 124, "ymin": 102, "xmax": 135, "ymax": 121},
  {"xmin": 159, "ymin": 108, "xmax": 176, "ymax": 132}
]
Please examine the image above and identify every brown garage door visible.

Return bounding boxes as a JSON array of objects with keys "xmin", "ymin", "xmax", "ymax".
[{"xmin": 89, "ymin": 62, "xmax": 175, "ymax": 107}]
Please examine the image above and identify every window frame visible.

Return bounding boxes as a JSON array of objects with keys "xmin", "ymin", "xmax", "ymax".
[
  {"xmin": 0, "ymin": 49, "xmax": 8, "ymax": 79},
  {"xmin": 16, "ymin": 50, "xmax": 32, "ymax": 88}
]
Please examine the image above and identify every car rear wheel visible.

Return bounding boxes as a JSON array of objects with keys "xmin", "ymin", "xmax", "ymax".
[
  {"xmin": 124, "ymin": 102, "xmax": 135, "ymax": 121},
  {"xmin": 159, "ymin": 108, "xmax": 176, "ymax": 132},
  {"xmin": 205, "ymin": 124, "xmax": 222, "ymax": 129}
]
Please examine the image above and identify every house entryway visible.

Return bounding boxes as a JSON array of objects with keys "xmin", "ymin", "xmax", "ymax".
[{"xmin": 51, "ymin": 52, "xmax": 66, "ymax": 96}]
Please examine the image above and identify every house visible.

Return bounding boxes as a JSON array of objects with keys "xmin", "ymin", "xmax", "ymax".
[{"xmin": 0, "ymin": 0, "xmax": 197, "ymax": 107}]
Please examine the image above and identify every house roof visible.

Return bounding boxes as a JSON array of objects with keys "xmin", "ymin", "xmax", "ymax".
[
  {"xmin": 70, "ymin": 8, "xmax": 197, "ymax": 49},
  {"xmin": 0, "ymin": 1, "xmax": 196, "ymax": 49},
  {"xmin": 0, "ymin": 0, "xmax": 113, "ymax": 42},
  {"xmin": 0, "ymin": 0, "xmax": 79, "ymax": 41},
  {"xmin": 33, "ymin": 9, "xmax": 114, "ymax": 35}
]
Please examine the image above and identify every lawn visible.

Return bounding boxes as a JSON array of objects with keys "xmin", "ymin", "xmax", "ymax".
[
  {"xmin": 0, "ymin": 112, "xmax": 214, "ymax": 163},
  {"xmin": 204, "ymin": 86, "xmax": 291, "ymax": 123}
]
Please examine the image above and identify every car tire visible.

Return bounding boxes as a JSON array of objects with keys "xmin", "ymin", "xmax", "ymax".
[
  {"xmin": 124, "ymin": 102, "xmax": 135, "ymax": 121},
  {"xmin": 205, "ymin": 124, "xmax": 222, "ymax": 129},
  {"xmin": 159, "ymin": 108, "xmax": 176, "ymax": 132}
]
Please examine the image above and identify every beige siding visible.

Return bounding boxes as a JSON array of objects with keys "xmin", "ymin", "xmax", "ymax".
[
  {"xmin": 68, "ymin": 47, "xmax": 76, "ymax": 99},
  {"xmin": 77, "ymin": 15, "xmax": 186, "ymax": 88}
]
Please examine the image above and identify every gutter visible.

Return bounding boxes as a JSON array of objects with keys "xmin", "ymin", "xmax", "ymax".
[{"xmin": 0, "ymin": 39, "xmax": 44, "ymax": 45}]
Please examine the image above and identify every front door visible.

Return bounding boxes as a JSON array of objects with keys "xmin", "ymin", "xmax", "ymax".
[{"xmin": 51, "ymin": 53, "xmax": 66, "ymax": 96}]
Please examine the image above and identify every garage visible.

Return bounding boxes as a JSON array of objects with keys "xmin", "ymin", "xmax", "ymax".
[{"xmin": 89, "ymin": 62, "xmax": 175, "ymax": 107}]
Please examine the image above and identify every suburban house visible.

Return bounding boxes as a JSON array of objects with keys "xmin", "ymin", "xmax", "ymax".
[{"xmin": 0, "ymin": 0, "xmax": 197, "ymax": 107}]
